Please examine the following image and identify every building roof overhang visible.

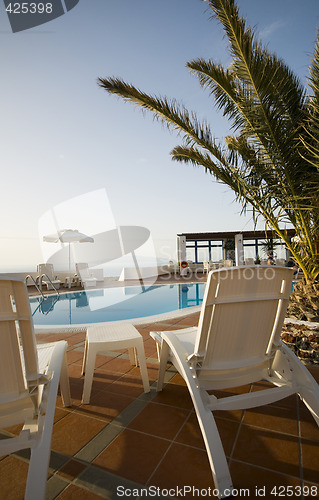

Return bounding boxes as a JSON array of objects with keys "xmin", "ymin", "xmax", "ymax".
[{"xmin": 177, "ymin": 229, "xmax": 296, "ymax": 241}]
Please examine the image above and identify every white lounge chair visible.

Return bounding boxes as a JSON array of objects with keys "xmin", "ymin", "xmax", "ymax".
[
  {"xmin": 202, "ymin": 261, "xmax": 211, "ymax": 274},
  {"xmin": 244, "ymin": 258, "xmax": 255, "ymax": 265},
  {"xmin": 37, "ymin": 263, "xmax": 61, "ymax": 290},
  {"xmin": 75, "ymin": 263, "xmax": 97, "ymax": 287},
  {"xmin": 218, "ymin": 259, "xmax": 233, "ymax": 268},
  {"xmin": 0, "ymin": 278, "xmax": 71, "ymax": 500},
  {"xmin": 75, "ymin": 262, "xmax": 104, "ymax": 286},
  {"xmin": 168, "ymin": 260, "xmax": 179, "ymax": 274},
  {"xmin": 151, "ymin": 266, "xmax": 319, "ymax": 499}
]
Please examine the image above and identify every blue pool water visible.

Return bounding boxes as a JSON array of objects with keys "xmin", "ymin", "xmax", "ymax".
[{"xmin": 30, "ymin": 283, "xmax": 205, "ymax": 326}]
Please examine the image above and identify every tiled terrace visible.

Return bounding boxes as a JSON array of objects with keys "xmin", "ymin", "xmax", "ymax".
[{"xmin": 1, "ymin": 312, "xmax": 319, "ymax": 499}]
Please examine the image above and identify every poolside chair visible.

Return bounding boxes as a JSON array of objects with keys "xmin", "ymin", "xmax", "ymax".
[
  {"xmin": 151, "ymin": 266, "xmax": 319, "ymax": 499},
  {"xmin": 203, "ymin": 261, "xmax": 211, "ymax": 274},
  {"xmin": 168, "ymin": 260, "xmax": 179, "ymax": 274},
  {"xmin": 0, "ymin": 278, "xmax": 71, "ymax": 500},
  {"xmin": 244, "ymin": 258, "xmax": 255, "ymax": 265},
  {"xmin": 37, "ymin": 263, "xmax": 61, "ymax": 291},
  {"xmin": 75, "ymin": 263, "xmax": 97, "ymax": 288}
]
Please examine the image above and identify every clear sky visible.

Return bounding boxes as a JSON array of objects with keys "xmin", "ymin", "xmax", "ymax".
[{"xmin": 1, "ymin": 0, "xmax": 319, "ymax": 272}]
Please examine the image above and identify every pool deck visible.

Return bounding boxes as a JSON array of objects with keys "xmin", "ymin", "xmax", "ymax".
[{"xmin": 2, "ymin": 275, "xmax": 319, "ymax": 499}]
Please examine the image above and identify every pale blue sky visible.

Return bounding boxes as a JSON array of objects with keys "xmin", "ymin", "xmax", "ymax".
[{"xmin": 1, "ymin": 0, "xmax": 318, "ymax": 271}]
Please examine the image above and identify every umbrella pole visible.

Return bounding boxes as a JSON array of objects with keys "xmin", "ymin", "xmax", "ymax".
[{"xmin": 68, "ymin": 243, "xmax": 71, "ymax": 288}]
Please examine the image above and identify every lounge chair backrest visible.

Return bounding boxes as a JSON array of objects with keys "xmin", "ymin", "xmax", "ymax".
[
  {"xmin": 0, "ymin": 279, "xmax": 39, "ymax": 428},
  {"xmin": 194, "ymin": 266, "xmax": 293, "ymax": 376},
  {"xmin": 76, "ymin": 262, "xmax": 91, "ymax": 279},
  {"xmin": 37, "ymin": 263, "xmax": 55, "ymax": 280},
  {"xmin": 244, "ymin": 258, "xmax": 255, "ymax": 265}
]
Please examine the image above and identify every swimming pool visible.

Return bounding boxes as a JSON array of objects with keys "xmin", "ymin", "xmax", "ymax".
[{"xmin": 30, "ymin": 283, "xmax": 205, "ymax": 328}]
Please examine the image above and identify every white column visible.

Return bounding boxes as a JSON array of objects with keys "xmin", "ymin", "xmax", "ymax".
[
  {"xmin": 177, "ymin": 235, "xmax": 186, "ymax": 262},
  {"xmin": 235, "ymin": 233, "xmax": 244, "ymax": 266}
]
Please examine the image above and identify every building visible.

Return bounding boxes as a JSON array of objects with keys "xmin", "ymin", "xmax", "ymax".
[{"xmin": 177, "ymin": 229, "xmax": 296, "ymax": 265}]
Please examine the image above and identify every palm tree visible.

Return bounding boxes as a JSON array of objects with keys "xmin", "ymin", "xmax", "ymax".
[{"xmin": 98, "ymin": 0, "xmax": 319, "ymax": 282}]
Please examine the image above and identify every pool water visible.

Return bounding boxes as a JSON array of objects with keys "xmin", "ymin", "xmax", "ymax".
[{"xmin": 30, "ymin": 283, "xmax": 205, "ymax": 326}]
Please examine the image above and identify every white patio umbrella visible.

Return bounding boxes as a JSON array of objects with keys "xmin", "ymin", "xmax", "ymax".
[{"xmin": 43, "ymin": 229, "xmax": 94, "ymax": 276}]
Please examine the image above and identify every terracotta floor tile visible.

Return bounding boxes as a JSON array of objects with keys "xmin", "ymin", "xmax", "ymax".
[
  {"xmin": 233, "ymin": 426, "xmax": 300, "ymax": 477},
  {"xmin": 68, "ymin": 380, "xmax": 85, "ymax": 406},
  {"xmin": 173, "ymin": 315, "xmax": 199, "ymax": 327},
  {"xmin": 243, "ymin": 404, "xmax": 299, "ymax": 435},
  {"xmin": 36, "ymin": 333, "xmax": 66, "ymax": 343},
  {"xmin": 251, "ymin": 380, "xmax": 273, "ymax": 390},
  {"xmin": 151, "ymin": 383, "xmax": 193, "ymax": 410},
  {"xmin": 230, "ymin": 460, "xmax": 301, "ymax": 494},
  {"xmin": 301, "ymin": 438, "xmax": 319, "ymax": 483},
  {"xmin": 99, "ymin": 356, "xmax": 134, "ymax": 374},
  {"xmin": 299, "ymin": 406, "xmax": 319, "ymax": 441},
  {"xmin": 128, "ymin": 402, "xmax": 190, "ymax": 440},
  {"xmin": 149, "ymin": 323, "xmax": 186, "ymax": 332},
  {"xmin": 67, "ymin": 350, "xmax": 84, "ymax": 364},
  {"xmin": 150, "ymin": 442, "xmax": 213, "ymax": 493},
  {"xmin": 54, "ymin": 407, "xmax": 71, "ymax": 425},
  {"xmin": 168, "ymin": 372, "xmax": 186, "ymax": 386},
  {"xmin": 3, "ymin": 422, "xmax": 23, "ymax": 436},
  {"xmin": 306, "ymin": 365, "xmax": 319, "ymax": 383},
  {"xmin": 93, "ymin": 428, "xmax": 169, "ymax": 484},
  {"xmin": 36, "ymin": 333, "xmax": 58, "ymax": 343},
  {"xmin": 56, "ymin": 483, "xmax": 107, "ymax": 499},
  {"xmin": 68, "ymin": 363, "xmax": 84, "ymax": 381},
  {"xmin": 0, "ymin": 455, "xmax": 28, "ymax": 500},
  {"xmin": 129, "ymin": 363, "xmax": 158, "ymax": 383},
  {"xmin": 142, "ymin": 338, "xmax": 158, "ymax": 357},
  {"xmin": 215, "ymin": 417, "xmax": 240, "ymax": 456},
  {"xmin": 269, "ymin": 394, "xmax": 299, "ymax": 409},
  {"xmin": 57, "ymin": 459, "xmax": 87, "ymax": 481},
  {"xmin": 91, "ymin": 354, "xmax": 115, "ymax": 370},
  {"xmin": 210, "ymin": 384, "xmax": 252, "ymax": 397},
  {"xmin": 174, "ymin": 413, "xmax": 206, "ymax": 449},
  {"xmin": 51, "ymin": 412, "xmax": 107, "ymax": 455},
  {"xmin": 99, "ymin": 373, "xmax": 146, "ymax": 398},
  {"xmin": 85, "ymin": 369, "xmax": 121, "ymax": 393},
  {"xmin": 66, "ymin": 333, "xmax": 86, "ymax": 346},
  {"xmin": 174, "ymin": 413, "xmax": 240, "ymax": 457},
  {"xmin": 76, "ymin": 390, "xmax": 135, "ymax": 422}
]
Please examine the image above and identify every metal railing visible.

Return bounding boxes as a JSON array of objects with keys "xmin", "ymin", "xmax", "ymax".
[
  {"xmin": 25, "ymin": 274, "xmax": 45, "ymax": 299},
  {"xmin": 38, "ymin": 273, "xmax": 60, "ymax": 296}
]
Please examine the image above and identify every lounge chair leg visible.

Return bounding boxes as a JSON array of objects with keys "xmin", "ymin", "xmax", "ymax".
[
  {"xmin": 81, "ymin": 333, "xmax": 88, "ymax": 376},
  {"xmin": 60, "ymin": 351, "xmax": 71, "ymax": 407},
  {"xmin": 161, "ymin": 334, "xmax": 234, "ymax": 498},
  {"xmin": 128, "ymin": 347, "xmax": 137, "ymax": 365},
  {"xmin": 135, "ymin": 340, "xmax": 150, "ymax": 393},
  {"xmin": 279, "ymin": 344, "xmax": 319, "ymax": 427},
  {"xmin": 81, "ymin": 346, "xmax": 97, "ymax": 404},
  {"xmin": 25, "ymin": 440, "xmax": 51, "ymax": 500},
  {"xmin": 157, "ymin": 340, "xmax": 170, "ymax": 391}
]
